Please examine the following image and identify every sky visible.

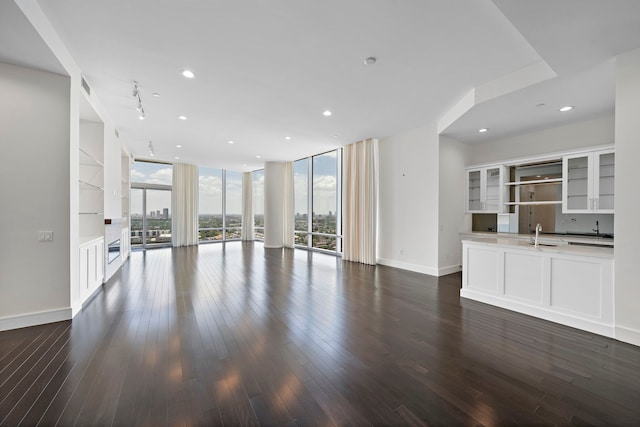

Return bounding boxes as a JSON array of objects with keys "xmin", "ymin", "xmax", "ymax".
[{"xmin": 131, "ymin": 152, "xmax": 338, "ymax": 217}]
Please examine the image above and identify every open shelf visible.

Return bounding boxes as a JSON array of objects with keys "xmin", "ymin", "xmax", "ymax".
[{"xmin": 505, "ymin": 178, "xmax": 562, "ymax": 186}]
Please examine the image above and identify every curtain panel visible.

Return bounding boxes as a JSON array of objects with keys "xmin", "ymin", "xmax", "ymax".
[
  {"xmin": 171, "ymin": 162, "xmax": 199, "ymax": 247},
  {"xmin": 282, "ymin": 162, "xmax": 295, "ymax": 248},
  {"xmin": 342, "ymin": 138, "xmax": 378, "ymax": 265},
  {"xmin": 241, "ymin": 172, "xmax": 254, "ymax": 240}
]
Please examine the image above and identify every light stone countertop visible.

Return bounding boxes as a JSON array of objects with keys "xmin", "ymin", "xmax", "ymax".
[
  {"xmin": 462, "ymin": 236, "xmax": 614, "ymax": 259},
  {"xmin": 460, "ymin": 231, "xmax": 614, "ymax": 247}
]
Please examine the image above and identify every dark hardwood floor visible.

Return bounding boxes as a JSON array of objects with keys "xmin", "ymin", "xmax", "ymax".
[{"xmin": 1, "ymin": 242, "xmax": 639, "ymax": 426}]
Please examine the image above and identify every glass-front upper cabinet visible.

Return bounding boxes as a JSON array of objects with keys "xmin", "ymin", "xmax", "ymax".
[
  {"xmin": 562, "ymin": 149, "xmax": 614, "ymax": 213},
  {"xmin": 466, "ymin": 166, "xmax": 506, "ymax": 213}
]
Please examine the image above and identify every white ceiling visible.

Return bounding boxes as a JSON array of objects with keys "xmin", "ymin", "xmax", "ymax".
[{"xmin": 5, "ymin": 1, "xmax": 640, "ymax": 169}]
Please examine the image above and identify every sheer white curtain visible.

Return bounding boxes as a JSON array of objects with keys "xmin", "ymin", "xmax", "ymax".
[
  {"xmin": 241, "ymin": 172, "xmax": 254, "ymax": 240},
  {"xmin": 282, "ymin": 162, "xmax": 295, "ymax": 248},
  {"xmin": 342, "ymin": 138, "xmax": 378, "ymax": 264},
  {"xmin": 172, "ymin": 162, "xmax": 199, "ymax": 247}
]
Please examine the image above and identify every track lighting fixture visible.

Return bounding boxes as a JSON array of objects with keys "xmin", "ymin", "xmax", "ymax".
[
  {"xmin": 148, "ymin": 141, "xmax": 155, "ymax": 157},
  {"xmin": 133, "ymin": 81, "xmax": 145, "ymax": 120}
]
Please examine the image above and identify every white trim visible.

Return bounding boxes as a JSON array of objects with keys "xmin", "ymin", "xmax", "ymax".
[
  {"xmin": 466, "ymin": 143, "xmax": 614, "ymax": 170},
  {"xmin": 263, "ymin": 244, "xmax": 283, "ymax": 249},
  {"xmin": 615, "ymin": 325, "xmax": 640, "ymax": 347},
  {"xmin": 461, "ymin": 289, "xmax": 615, "ymax": 338},
  {"xmin": 0, "ymin": 307, "xmax": 72, "ymax": 332},
  {"xmin": 377, "ymin": 258, "xmax": 439, "ymax": 277},
  {"xmin": 438, "ymin": 264, "xmax": 461, "ymax": 276}
]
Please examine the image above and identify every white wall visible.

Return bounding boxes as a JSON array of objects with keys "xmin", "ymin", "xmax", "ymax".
[
  {"xmin": 378, "ymin": 124, "xmax": 440, "ymax": 275},
  {"xmin": 438, "ymin": 136, "xmax": 469, "ymax": 274},
  {"xmin": 468, "ymin": 115, "xmax": 614, "ymax": 166},
  {"xmin": 103, "ymin": 124, "xmax": 122, "ymax": 220},
  {"xmin": 0, "ymin": 62, "xmax": 72, "ymax": 329},
  {"xmin": 614, "ymin": 48, "xmax": 640, "ymax": 346}
]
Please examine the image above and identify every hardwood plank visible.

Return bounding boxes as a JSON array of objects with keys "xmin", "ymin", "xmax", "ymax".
[{"xmin": 0, "ymin": 242, "xmax": 639, "ymax": 426}]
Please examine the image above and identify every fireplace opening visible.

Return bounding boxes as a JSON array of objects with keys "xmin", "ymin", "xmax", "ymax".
[{"xmin": 108, "ymin": 239, "xmax": 120, "ymax": 264}]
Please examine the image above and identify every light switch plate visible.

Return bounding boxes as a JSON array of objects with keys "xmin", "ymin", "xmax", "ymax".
[{"xmin": 38, "ymin": 231, "xmax": 54, "ymax": 242}]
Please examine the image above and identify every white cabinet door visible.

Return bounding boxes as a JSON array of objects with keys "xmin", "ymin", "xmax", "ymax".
[
  {"xmin": 95, "ymin": 241, "xmax": 104, "ymax": 287},
  {"xmin": 466, "ymin": 166, "xmax": 505, "ymax": 213},
  {"xmin": 594, "ymin": 151, "xmax": 615, "ymax": 213},
  {"xmin": 563, "ymin": 150, "xmax": 614, "ymax": 213},
  {"xmin": 79, "ymin": 245, "xmax": 89, "ymax": 300},
  {"xmin": 79, "ymin": 238, "xmax": 104, "ymax": 302}
]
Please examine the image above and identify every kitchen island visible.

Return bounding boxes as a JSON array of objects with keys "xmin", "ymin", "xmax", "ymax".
[{"xmin": 461, "ymin": 237, "xmax": 614, "ymax": 337}]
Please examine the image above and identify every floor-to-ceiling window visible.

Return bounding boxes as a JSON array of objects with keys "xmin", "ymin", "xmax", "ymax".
[
  {"xmin": 198, "ymin": 167, "xmax": 224, "ymax": 242},
  {"xmin": 294, "ymin": 150, "xmax": 342, "ymax": 254},
  {"xmin": 225, "ymin": 170, "xmax": 243, "ymax": 240},
  {"xmin": 198, "ymin": 167, "xmax": 243, "ymax": 242},
  {"xmin": 253, "ymin": 169, "xmax": 264, "ymax": 240},
  {"xmin": 294, "ymin": 158, "xmax": 310, "ymax": 247},
  {"xmin": 130, "ymin": 161, "xmax": 173, "ymax": 249}
]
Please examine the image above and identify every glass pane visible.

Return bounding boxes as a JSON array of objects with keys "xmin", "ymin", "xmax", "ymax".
[
  {"xmin": 312, "ymin": 235, "xmax": 336, "ymax": 251},
  {"xmin": 312, "ymin": 152, "xmax": 337, "ymax": 234},
  {"xmin": 598, "ymin": 152, "xmax": 614, "ymax": 210},
  {"xmin": 468, "ymin": 170, "xmax": 481, "ymax": 210},
  {"xmin": 225, "ymin": 228, "xmax": 241, "ymax": 240},
  {"xmin": 226, "ymin": 170, "xmax": 243, "ymax": 236},
  {"xmin": 130, "ymin": 188, "xmax": 143, "ymax": 247},
  {"xmin": 131, "ymin": 161, "xmax": 172, "ymax": 185},
  {"xmin": 253, "ymin": 170, "xmax": 264, "ymax": 237},
  {"xmin": 485, "ymin": 167, "xmax": 501, "ymax": 211},
  {"xmin": 199, "ymin": 167, "xmax": 223, "ymax": 242},
  {"xmin": 146, "ymin": 189, "xmax": 171, "ymax": 247},
  {"xmin": 294, "ymin": 159, "xmax": 308, "ymax": 232},
  {"xmin": 567, "ymin": 156, "xmax": 589, "ymax": 210},
  {"xmin": 295, "ymin": 232, "xmax": 308, "ymax": 247}
]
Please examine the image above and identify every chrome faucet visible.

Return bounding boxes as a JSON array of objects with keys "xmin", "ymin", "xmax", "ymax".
[
  {"xmin": 535, "ymin": 223, "xmax": 542, "ymax": 248},
  {"xmin": 593, "ymin": 220, "xmax": 600, "ymax": 237}
]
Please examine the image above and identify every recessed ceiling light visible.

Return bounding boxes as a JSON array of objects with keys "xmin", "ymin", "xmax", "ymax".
[
  {"xmin": 175, "ymin": 156, "xmax": 180, "ymax": 160},
  {"xmin": 139, "ymin": 115, "xmax": 145, "ymax": 121},
  {"xmin": 228, "ymin": 140, "xmax": 235, "ymax": 144},
  {"xmin": 333, "ymin": 134, "xmax": 339, "ymax": 138},
  {"xmin": 178, "ymin": 115, "xmax": 187, "ymax": 120},
  {"xmin": 182, "ymin": 70, "xmax": 195, "ymax": 79},
  {"xmin": 256, "ymin": 155, "xmax": 261, "ymax": 158},
  {"xmin": 152, "ymin": 92, "xmax": 160, "ymax": 97},
  {"xmin": 559, "ymin": 106, "xmax": 574, "ymax": 112},
  {"xmin": 284, "ymin": 136, "xmax": 291, "ymax": 140},
  {"xmin": 322, "ymin": 110, "xmax": 332, "ymax": 117},
  {"xmin": 176, "ymin": 144, "xmax": 182, "ymax": 148},
  {"xmin": 478, "ymin": 128, "xmax": 488, "ymax": 133},
  {"xmin": 364, "ymin": 56, "xmax": 377, "ymax": 65},
  {"xmin": 242, "ymin": 164, "xmax": 247, "ymax": 167}
]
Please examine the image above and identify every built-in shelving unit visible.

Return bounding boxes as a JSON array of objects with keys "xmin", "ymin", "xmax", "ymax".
[
  {"xmin": 563, "ymin": 149, "xmax": 614, "ymax": 213},
  {"xmin": 465, "ymin": 166, "xmax": 507, "ymax": 213},
  {"xmin": 79, "ymin": 119, "xmax": 105, "ymax": 242},
  {"xmin": 503, "ymin": 160, "xmax": 563, "ymax": 209}
]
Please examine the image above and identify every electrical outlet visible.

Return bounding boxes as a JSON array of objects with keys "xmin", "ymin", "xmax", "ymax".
[{"xmin": 38, "ymin": 231, "xmax": 54, "ymax": 242}]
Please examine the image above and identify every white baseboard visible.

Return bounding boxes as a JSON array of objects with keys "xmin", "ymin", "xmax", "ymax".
[
  {"xmin": 438, "ymin": 264, "xmax": 461, "ymax": 276},
  {"xmin": 376, "ymin": 258, "xmax": 439, "ymax": 276},
  {"xmin": 615, "ymin": 325, "xmax": 640, "ymax": 347},
  {"xmin": 0, "ymin": 307, "xmax": 72, "ymax": 332}
]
